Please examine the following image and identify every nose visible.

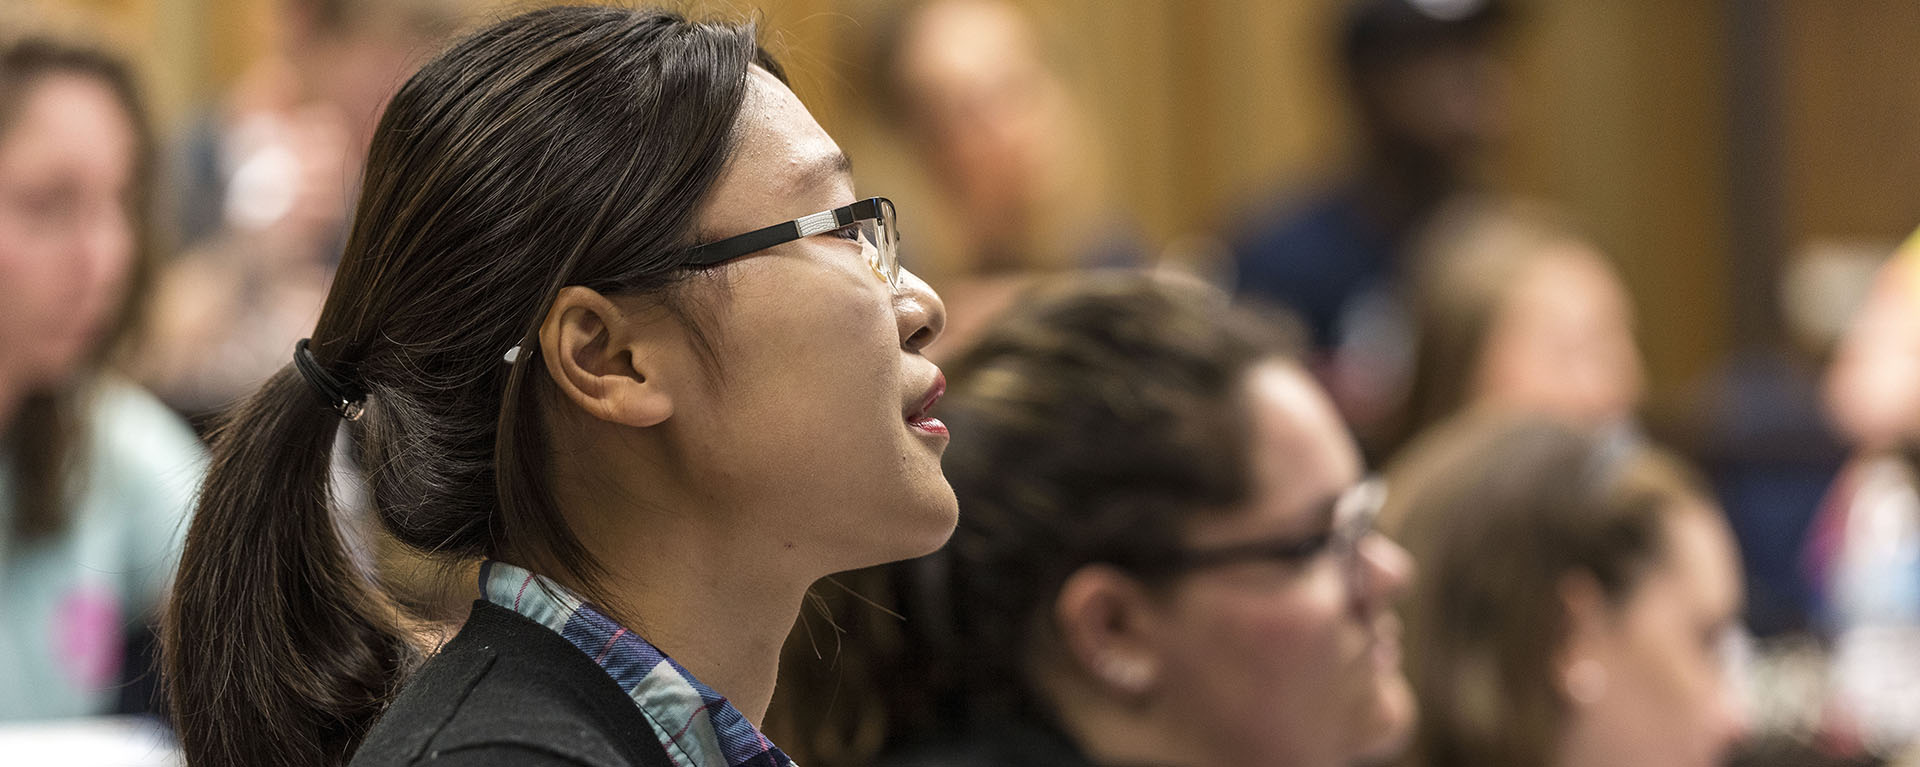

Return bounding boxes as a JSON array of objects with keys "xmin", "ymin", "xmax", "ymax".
[
  {"xmin": 1354, "ymin": 533, "xmax": 1415, "ymax": 614},
  {"xmin": 1712, "ymin": 669, "xmax": 1751, "ymax": 756},
  {"xmin": 895, "ymin": 267, "xmax": 947, "ymax": 354}
]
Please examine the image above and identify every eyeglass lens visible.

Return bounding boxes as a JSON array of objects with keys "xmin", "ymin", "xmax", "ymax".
[
  {"xmin": 1334, "ymin": 481, "xmax": 1386, "ymax": 586},
  {"xmin": 862, "ymin": 199, "xmax": 900, "ymax": 287}
]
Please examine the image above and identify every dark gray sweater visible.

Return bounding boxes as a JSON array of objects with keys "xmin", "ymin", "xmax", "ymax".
[{"xmin": 350, "ymin": 601, "xmax": 676, "ymax": 767}]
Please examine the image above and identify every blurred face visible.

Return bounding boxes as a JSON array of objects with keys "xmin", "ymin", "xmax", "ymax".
[
  {"xmin": 896, "ymin": 0, "xmax": 1068, "ymax": 223},
  {"xmin": 1475, "ymin": 246, "xmax": 1644, "ymax": 427},
  {"xmin": 665, "ymin": 68, "xmax": 956, "ymax": 575},
  {"xmin": 1154, "ymin": 362, "xmax": 1417, "ymax": 767},
  {"xmin": 1362, "ymin": 41, "xmax": 1510, "ymax": 173},
  {"xmin": 1825, "ymin": 253, "xmax": 1920, "ymax": 447},
  {"xmin": 1568, "ymin": 507, "xmax": 1747, "ymax": 767},
  {"xmin": 0, "ymin": 73, "xmax": 138, "ymax": 391}
]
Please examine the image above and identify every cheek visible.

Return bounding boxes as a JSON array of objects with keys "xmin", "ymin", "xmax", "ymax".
[
  {"xmin": 90, "ymin": 216, "xmax": 136, "ymax": 299},
  {"xmin": 0, "ymin": 231, "xmax": 58, "ymax": 300},
  {"xmin": 0, "ymin": 233, "xmax": 77, "ymax": 349},
  {"xmin": 1171, "ymin": 582, "xmax": 1355, "ymax": 748},
  {"xmin": 686, "ymin": 264, "xmax": 909, "ymax": 524},
  {"xmin": 1611, "ymin": 611, "xmax": 1732, "ymax": 761}
]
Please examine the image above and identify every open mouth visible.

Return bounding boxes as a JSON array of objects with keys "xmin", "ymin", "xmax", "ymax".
[
  {"xmin": 1371, "ymin": 615, "xmax": 1403, "ymax": 673},
  {"xmin": 907, "ymin": 372, "xmax": 948, "ymax": 436}
]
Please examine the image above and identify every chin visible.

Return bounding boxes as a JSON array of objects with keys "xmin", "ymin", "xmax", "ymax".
[
  {"xmin": 25, "ymin": 342, "xmax": 92, "ymax": 387},
  {"xmin": 1352, "ymin": 675, "xmax": 1418, "ymax": 764},
  {"xmin": 897, "ymin": 479, "xmax": 960, "ymax": 559},
  {"xmin": 839, "ymin": 480, "xmax": 958, "ymax": 572}
]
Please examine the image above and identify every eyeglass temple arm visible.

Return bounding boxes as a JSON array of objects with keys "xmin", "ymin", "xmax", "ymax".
[{"xmin": 682, "ymin": 198, "xmax": 883, "ymax": 267}]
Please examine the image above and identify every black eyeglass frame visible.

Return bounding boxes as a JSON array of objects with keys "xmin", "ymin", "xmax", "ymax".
[
  {"xmin": 683, "ymin": 196, "xmax": 899, "ymax": 285},
  {"xmin": 500, "ymin": 196, "xmax": 901, "ymax": 365},
  {"xmin": 1129, "ymin": 479, "xmax": 1387, "ymax": 585}
]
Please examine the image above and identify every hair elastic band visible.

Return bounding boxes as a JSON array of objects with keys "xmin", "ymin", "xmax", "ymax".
[{"xmin": 293, "ymin": 338, "xmax": 366, "ymax": 421}]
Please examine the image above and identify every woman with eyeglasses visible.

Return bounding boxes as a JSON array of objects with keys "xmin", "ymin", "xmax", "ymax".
[
  {"xmin": 163, "ymin": 7, "xmax": 950, "ymax": 767},
  {"xmin": 1381, "ymin": 416, "xmax": 1746, "ymax": 767},
  {"xmin": 771, "ymin": 272, "xmax": 1416, "ymax": 767}
]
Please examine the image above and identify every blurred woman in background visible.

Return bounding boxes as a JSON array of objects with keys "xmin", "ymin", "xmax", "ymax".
[
  {"xmin": 0, "ymin": 36, "xmax": 204, "ymax": 719},
  {"xmin": 1383, "ymin": 416, "xmax": 1745, "ymax": 767},
  {"xmin": 1392, "ymin": 197, "xmax": 1644, "ymax": 452},
  {"xmin": 864, "ymin": 0, "xmax": 1143, "ymax": 358},
  {"xmin": 774, "ymin": 272, "xmax": 1415, "ymax": 767}
]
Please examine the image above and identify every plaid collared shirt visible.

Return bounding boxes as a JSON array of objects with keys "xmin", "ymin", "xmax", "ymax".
[{"xmin": 478, "ymin": 560, "xmax": 796, "ymax": 767}]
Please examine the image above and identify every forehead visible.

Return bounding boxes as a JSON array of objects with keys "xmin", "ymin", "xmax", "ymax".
[
  {"xmin": 1653, "ymin": 507, "xmax": 1743, "ymax": 615},
  {"xmin": 697, "ymin": 67, "xmax": 849, "ymax": 236},
  {"xmin": 2, "ymin": 74, "xmax": 132, "ymax": 156}
]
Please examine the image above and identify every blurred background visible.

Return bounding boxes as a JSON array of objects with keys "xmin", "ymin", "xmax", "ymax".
[
  {"xmin": 3, "ymin": 0, "xmax": 1918, "ymax": 764},
  {"xmin": 28, "ymin": 0, "xmax": 1920, "ymax": 397}
]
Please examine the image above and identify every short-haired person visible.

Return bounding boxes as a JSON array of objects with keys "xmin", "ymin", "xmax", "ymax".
[
  {"xmin": 0, "ymin": 35, "xmax": 204, "ymax": 720},
  {"xmin": 1383, "ymin": 417, "xmax": 1746, "ymax": 767},
  {"xmin": 163, "ymin": 7, "xmax": 952, "ymax": 767},
  {"xmin": 774, "ymin": 273, "xmax": 1416, "ymax": 767},
  {"xmin": 1231, "ymin": 0, "xmax": 1513, "ymax": 456}
]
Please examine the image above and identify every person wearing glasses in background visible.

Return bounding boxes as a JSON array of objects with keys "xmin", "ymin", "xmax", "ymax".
[
  {"xmin": 163, "ymin": 7, "xmax": 950, "ymax": 767},
  {"xmin": 771, "ymin": 272, "xmax": 1416, "ymax": 767}
]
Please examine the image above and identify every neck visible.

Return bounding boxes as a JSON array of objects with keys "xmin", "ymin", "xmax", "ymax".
[
  {"xmin": 543, "ymin": 494, "xmax": 812, "ymax": 726},
  {"xmin": 1043, "ymin": 672, "xmax": 1201, "ymax": 767},
  {"xmin": 1356, "ymin": 148, "xmax": 1460, "ymax": 238},
  {"xmin": 1550, "ymin": 718, "xmax": 1609, "ymax": 767},
  {"xmin": 611, "ymin": 551, "xmax": 804, "ymax": 724}
]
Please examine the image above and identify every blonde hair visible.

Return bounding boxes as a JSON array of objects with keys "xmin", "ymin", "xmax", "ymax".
[{"xmin": 1382, "ymin": 414, "xmax": 1713, "ymax": 767}]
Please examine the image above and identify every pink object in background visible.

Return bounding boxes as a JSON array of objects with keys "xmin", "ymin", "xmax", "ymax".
[{"xmin": 55, "ymin": 584, "xmax": 124, "ymax": 690}]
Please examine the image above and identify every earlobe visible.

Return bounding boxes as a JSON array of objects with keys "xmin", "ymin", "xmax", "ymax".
[
  {"xmin": 1555, "ymin": 571, "xmax": 1615, "ymax": 705},
  {"xmin": 538, "ymin": 286, "xmax": 674, "ymax": 428},
  {"xmin": 1054, "ymin": 565, "xmax": 1165, "ymax": 699}
]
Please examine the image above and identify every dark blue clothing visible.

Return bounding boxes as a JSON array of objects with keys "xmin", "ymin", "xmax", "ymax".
[{"xmin": 1231, "ymin": 186, "xmax": 1398, "ymax": 351}]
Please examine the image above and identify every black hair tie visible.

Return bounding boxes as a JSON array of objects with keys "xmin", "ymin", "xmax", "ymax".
[{"xmin": 293, "ymin": 338, "xmax": 366, "ymax": 421}]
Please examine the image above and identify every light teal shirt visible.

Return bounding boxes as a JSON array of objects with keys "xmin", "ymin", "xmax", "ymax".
[{"xmin": 0, "ymin": 380, "xmax": 205, "ymax": 720}]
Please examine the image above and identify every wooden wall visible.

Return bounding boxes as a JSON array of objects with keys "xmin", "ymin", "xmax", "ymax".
[
  {"xmin": 18, "ymin": 0, "xmax": 1920, "ymax": 407},
  {"xmin": 1781, "ymin": 1, "xmax": 1920, "ymax": 246}
]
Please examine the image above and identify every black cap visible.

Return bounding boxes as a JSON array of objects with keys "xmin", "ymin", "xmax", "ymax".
[{"xmin": 1341, "ymin": 0, "xmax": 1511, "ymax": 73}]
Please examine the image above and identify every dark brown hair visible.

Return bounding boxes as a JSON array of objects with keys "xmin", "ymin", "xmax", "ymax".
[
  {"xmin": 163, "ymin": 7, "xmax": 782, "ymax": 766},
  {"xmin": 1381, "ymin": 415, "xmax": 1713, "ymax": 767},
  {"xmin": 0, "ymin": 36, "xmax": 159, "ymax": 540},
  {"xmin": 769, "ymin": 271, "xmax": 1300, "ymax": 765}
]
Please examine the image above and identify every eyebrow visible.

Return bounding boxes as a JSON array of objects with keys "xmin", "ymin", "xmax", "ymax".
[{"xmin": 791, "ymin": 151, "xmax": 854, "ymax": 194}]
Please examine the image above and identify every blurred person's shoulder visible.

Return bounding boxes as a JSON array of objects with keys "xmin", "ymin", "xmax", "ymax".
[
  {"xmin": 1230, "ymin": 182, "xmax": 1383, "ymax": 274},
  {"xmin": 72, "ymin": 377, "xmax": 207, "ymax": 602},
  {"xmin": 82, "ymin": 377, "xmax": 206, "ymax": 501}
]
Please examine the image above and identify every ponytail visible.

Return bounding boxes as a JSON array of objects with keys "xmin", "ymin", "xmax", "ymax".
[{"xmin": 163, "ymin": 366, "xmax": 413, "ymax": 767}]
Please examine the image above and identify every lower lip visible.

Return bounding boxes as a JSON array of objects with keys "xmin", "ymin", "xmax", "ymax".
[
  {"xmin": 908, "ymin": 417, "xmax": 948, "ymax": 436},
  {"xmin": 1373, "ymin": 637, "xmax": 1400, "ymax": 671}
]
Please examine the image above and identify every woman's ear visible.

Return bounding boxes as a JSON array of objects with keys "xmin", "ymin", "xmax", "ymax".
[
  {"xmin": 538, "ymin": 285, "xmax": 677, "ymax": 428},
  {"xmin": 1053, "ymin": 564, "xmax": 1167, "ymax": 699},
  {"xmin": 1555, "ymin": 570, "xmax": 1616, "ymax": 706}
]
